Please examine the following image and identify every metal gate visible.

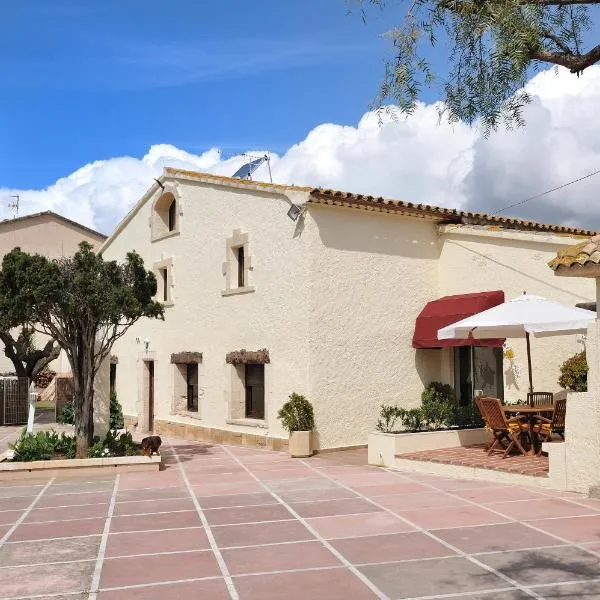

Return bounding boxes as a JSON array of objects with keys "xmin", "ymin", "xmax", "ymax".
[{"xmin": 0, "ymin": 377, "xmax": 29, "ymax": 425}]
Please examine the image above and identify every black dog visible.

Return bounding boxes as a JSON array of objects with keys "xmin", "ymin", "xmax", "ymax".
[{"xmin": 141, "ymin": 436, "xmax": 162, "ymax": 457}]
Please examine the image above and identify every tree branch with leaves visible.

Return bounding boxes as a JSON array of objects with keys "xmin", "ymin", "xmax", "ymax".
[
  {"xmin": 0, "ymin": 242, "xmax": 164, "ymax": 457},
  {"xmin": 0, "ymin": 326, "xmax": 60, "ymax": 380},
  {"xmin": 353, "ymin": 0, "xmax": 600, "ymax": 131}
]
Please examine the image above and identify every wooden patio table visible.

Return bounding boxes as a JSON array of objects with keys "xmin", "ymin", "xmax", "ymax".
[{"xmin": 503, "ymin": 404, "xmax": 554, "ymax": 455}]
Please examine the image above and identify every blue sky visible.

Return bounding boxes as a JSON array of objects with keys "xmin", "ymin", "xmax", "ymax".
[
  {"xmin": 3, "ymin": 1, "xmax": 600, "ymax": 233},
  {"xmin": 0, "ymin": 0, "xmax": 424, "ymax": 190}
]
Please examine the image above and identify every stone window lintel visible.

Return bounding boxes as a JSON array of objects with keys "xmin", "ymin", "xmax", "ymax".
[
  {"xmin": 170, "ymin": 352, "xmax": 203, "ymax": 364},
  {"xmin": 225, "ymin": 348, "xmax": 270, "ymax": 365}
]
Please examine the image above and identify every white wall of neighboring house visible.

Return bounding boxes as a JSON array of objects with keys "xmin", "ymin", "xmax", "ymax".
[
  {"xmin": 100, "ymin": 169, "xmax": 597, "ymax": 451},
  {"xmin": 0, "ymin": 213, "xmax": 106, "ymax": 375}
]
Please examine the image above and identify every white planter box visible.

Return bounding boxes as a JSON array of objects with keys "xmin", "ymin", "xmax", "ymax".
[
  {"xmin": 289, "ymin": 431, "xmax": 312, "ymax": 457},
  {"xmin": 368, "ymin": 428, "xmax": 489, "ymax": 467},
  {"xmin": 0, "ymin": 454, "xmax": 162, "ymax": 480}
]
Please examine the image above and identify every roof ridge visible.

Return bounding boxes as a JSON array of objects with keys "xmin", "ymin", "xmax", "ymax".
[
  {"xmin": 0, "ymin": 210, "xmax": 106, "ymax": 239},
  {"xmin": 164, "ymin": 167, "xmax": 312, "ymax": 192},
  {"xmin": 308, "ymin": 188, "xmax": 597, "ymax": 237}
]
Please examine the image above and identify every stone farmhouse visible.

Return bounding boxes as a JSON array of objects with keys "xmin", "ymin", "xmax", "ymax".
[{"xmin": 99, "ymin": 169, "xmax": 596, "ymax": 451}]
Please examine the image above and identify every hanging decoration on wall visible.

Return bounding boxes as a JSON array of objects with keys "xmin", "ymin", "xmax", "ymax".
[{"xmin": 503, "ymin": 343, "xmax": 521, "ymax": 381}]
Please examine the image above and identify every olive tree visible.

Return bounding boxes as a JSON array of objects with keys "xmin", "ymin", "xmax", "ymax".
[
  {"xmin": 0, "ymin": 326, "xmax": 60, "ymax": 380},
  {"xmin": 353, "ymin": 0, "xmax": 600, "ymax": 131},
  {"xmin": 0, "ymin": 242, "xmax": 163, "ymax": 457}
]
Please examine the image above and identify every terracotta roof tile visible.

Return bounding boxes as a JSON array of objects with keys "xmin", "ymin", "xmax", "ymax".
[
  {"xmin": 309, "ymin": 189, "xmax": 598, "ymax": 237},
  {"xmin": 549, "ymin": 235, "xmax": 600, "ymax": 272}
]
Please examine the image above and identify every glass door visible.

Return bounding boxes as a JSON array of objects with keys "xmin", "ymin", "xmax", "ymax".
[
  {"xmin": 473, "ymin": 346, "xmax": 504, "ymax": 400},
  {"xmin": 454, "ymin": 346, "xmax": 504, "ymax": 426}
]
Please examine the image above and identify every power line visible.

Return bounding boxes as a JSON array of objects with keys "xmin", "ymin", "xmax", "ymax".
[{"xmin": 494, "ymin": 168, "xmax": 600, "ymax": 215}]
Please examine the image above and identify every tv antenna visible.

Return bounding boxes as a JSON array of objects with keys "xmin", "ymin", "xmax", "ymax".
[
  {"xmin": 8, "ymin": 195, "xmax": 19, "ymax": 218},
  {"xmin": 231, "ymin": 153, "xmax": 272, "ymax": 183}
]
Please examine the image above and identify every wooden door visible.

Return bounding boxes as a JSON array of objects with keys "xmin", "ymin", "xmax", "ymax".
[{"xmin": 147, "ymin": 361, "xmax": 155, "ymax": 432}]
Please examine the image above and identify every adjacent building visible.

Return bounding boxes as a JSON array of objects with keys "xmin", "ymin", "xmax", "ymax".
[
  {"xmin": 0, "ymin": 211, "xmax": 106, "ymax": 373},
  {"xmin": 100, "ymin": 169, "xmax": 596, "ymax": 451}
]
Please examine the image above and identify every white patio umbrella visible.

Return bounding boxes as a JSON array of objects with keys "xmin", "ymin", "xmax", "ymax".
[{"xmin": 438, "ymin": 294, "xmax": 596, "ymax": 395}]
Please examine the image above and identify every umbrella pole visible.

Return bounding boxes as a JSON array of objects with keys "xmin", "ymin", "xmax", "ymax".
[{"xmin": 526, "ymin": 332, "xmax": 534, "ymax": 400}]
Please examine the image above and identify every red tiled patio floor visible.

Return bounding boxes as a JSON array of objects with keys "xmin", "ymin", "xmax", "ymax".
[
  {"xmin": 0, "ymin": 438, "xmax": 599, "ymax": 599},
  {"xmin": 398, "ymin": 444, "xmax": 550, "ymax": 477}
]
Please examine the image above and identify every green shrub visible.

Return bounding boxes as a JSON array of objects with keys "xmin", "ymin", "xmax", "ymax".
[
  {"xmin": 454, "ymin": 404, "xmax": 484, "ymax": 428},
  {"xmin": 376, "ymin": 405, "xmax": 405, "ymax": 433},
  {"xmin": 9, "ymin": 429, "xmax": 138, "ymax": 462},
  {"xmin": 116, "ymin": 430, "xmax": 139, "ymax": 456},
  {"xmin": 278, "ymin": 393, "xmax": 314, "ymax": 432},
  {"xmin": 53, "ymin": 432, "xmax": 77, "ymax": 458},
  {"xmin": 558, "ymin": 351, "xmax": 588, "ymax": 392},
  {"xmin": 10, "ymin": 430, "xmax": 77, "ymax": 462},
  {"xmin": 421, "ymin": 382, "xmax": 456, "ymax": 429},
  {"xmin": 109, "ymin": 392, "xmax": 124, "ymax": 430},
  {"xmin": 401, "ymin": 407, "xmax": 426, "ymax": 431},
  {"xmin": 88, "ymin": 438, "xmax": 112, "ymax": 458},
  {"xmin": 9, "ymin": 430, "xmax": 55, "ymax": 461},
  {"xmin": 376, "ymin": 405, "xmax": 427, "ymax": 432},
  {"xmin": 88, "ymin": 430, "xmax": 140, "ymax": 458},
  {"xmin": 57, "ymin": 402, "xmax": 74, "ymax": 425}
]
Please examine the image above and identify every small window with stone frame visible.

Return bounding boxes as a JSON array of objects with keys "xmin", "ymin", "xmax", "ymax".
[
  {"xmin": 244, "ymin": 364, "xmax": 264, "ymax": 420},
  {"xmin": 186, "ymin": 363, "xmax": 198, "ymax": 412}
]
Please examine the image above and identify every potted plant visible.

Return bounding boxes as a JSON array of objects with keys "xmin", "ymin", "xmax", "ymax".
[{"xmin": 278, "ymin": 393, "xmax": 314, "ymax": 457}]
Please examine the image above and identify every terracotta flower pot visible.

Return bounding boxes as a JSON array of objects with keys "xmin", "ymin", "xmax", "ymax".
[{"xmin": 289, "ymin": 430, "xmax": 312, "ymax": 457}]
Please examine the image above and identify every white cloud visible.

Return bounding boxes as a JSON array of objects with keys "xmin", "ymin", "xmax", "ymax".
[{"xmin": 3, "ymin": 66, "xmax": 600, "ymax": 235}]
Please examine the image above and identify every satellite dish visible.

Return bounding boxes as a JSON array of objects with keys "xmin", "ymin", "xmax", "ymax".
[{"xmin": 232, "ymin": 154, "xmax": 271, "ymax": 181}]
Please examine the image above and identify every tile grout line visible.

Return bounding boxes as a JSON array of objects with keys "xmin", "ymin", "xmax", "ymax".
[
  {"xmin": 7, "ymin": 563, "xmax": 600, "ymax": 600},
  {"xmin": 392, "ymin": 586, "xmax": 518, "ymax": 600},
  {"xmin": 4, "ymin": 526, "xmax": 205, "ymax": 544},
  {"xmin": 170, "ymin": 440, "xmax": 240, "ymax": 600},
  {"xmin": 299, "ymin": 459, "xmax": 543, "ymax": 600},
  {"xmin": 0, "ymin": 479, "xmax": 54, "ymax": 548},
  {"xmin": 220, "ymin": 444, "xmax": 391, "ymax": 600},
  {"xmin": 88, "ymin": 474, "xmax": 120, "ymax": 600},
  {"xmin": 529, "ymin": 486, "xmax": 600, "ymax": 512},
  {"xmin": 385, "ymin": 467, "xmax": 600, "ymax": 562},
  {"xmin": 0, "ymin": 537, "xmax": 574, "ymax": 571}
]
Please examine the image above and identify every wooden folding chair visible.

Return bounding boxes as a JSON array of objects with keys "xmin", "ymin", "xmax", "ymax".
[
  {"xmin": 527, "ymin": 392, "xmax": 554, "ymax": 408},
  {"xmin": 476, "ymin": 396, "xmax": 530, "ymax": 458},
  {"xmin": 533, "ymin": 398, "xmax": 566, "ymax": 454}
]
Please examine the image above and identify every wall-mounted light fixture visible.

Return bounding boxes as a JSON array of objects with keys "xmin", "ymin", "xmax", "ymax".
[{"xmin": 287, "ymin": 203, "xmax": 302, "ymax": 222}]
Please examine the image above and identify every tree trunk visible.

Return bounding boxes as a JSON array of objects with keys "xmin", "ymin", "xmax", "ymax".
[{"xmin": 72, "ymin": 333, "xmax": 95, "ymax": 458}]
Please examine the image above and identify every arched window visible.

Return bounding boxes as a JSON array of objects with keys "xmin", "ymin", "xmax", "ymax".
[
  {"xmin": 168, "ymin": 198, "xmax": 177, "ymax": 232},
  {"xmin": 151, "ymin": 192, "xmax": 179, "ymax": 240}
]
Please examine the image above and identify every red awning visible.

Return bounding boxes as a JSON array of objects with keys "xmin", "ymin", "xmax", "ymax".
[{"xmin": 413, "ymin": 291, "xmax": 505, "ymax": 349}]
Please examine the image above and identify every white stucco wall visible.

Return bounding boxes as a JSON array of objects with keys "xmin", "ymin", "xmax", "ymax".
[
  {"xmin": 305, "ymin": 206, "xmax": 442, "ymax": 449},
  {"xmin": 103, "ymin": 176, "xmax": 311, "ymax": 442},
  {"xmin": 438, "ymin": 226, "xmax": 595, "ymax": 402}
]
